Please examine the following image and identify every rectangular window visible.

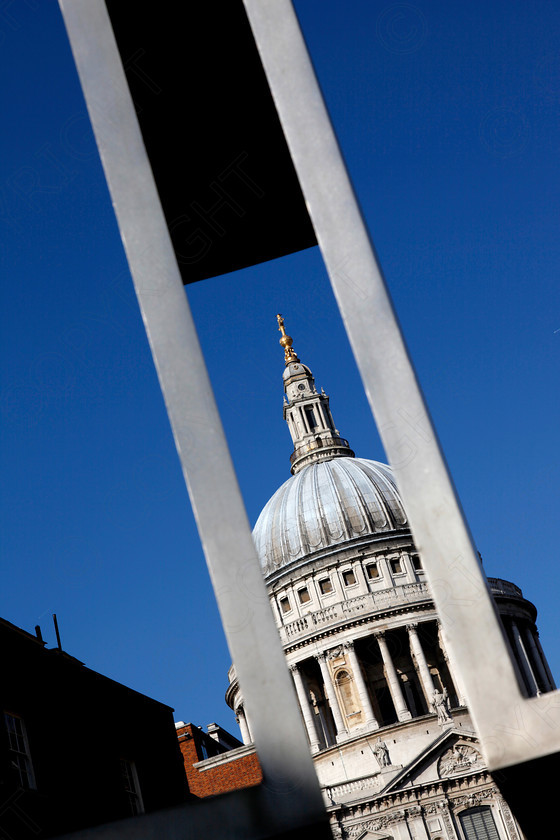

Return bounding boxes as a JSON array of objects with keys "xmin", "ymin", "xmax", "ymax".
[
  {"xmin": 319, "ymin": 578, "xmax": 333, "ymax": 595},
  {"xmin": 366, "ymin": 562, "xmax": 380, "ymax": 580},
  {"xmin": 459, "ymin": 807, "xmax": 500, "ymax": 840},
  {"xmin": 298, "ymin": 587, "xmax": 310, "ymax": 604},
  {"xmin": 120, "ymin": 758, "xmax": 144, "ymax": 816},
  {"xmin": 390, "ymin": 558, "xmax": 403, "ymax": 575},
  {"xmin": 342, "ymin": 570, "xmax": 356, "ymax": 586},
  {"xmin": 279, "ymin": 596, "xmax": 291, "ymax": 613},
  {"xmin": 412, "ymin": 555, "xmax": 422, "ymax": 571},
  {"xmin": 4, "ymin": 713, "xmax": 36, "ymax": 790}
]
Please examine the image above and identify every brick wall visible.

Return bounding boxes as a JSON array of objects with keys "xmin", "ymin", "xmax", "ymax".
[{"xmin": 176, "ymin": 723, "xmax": 262, "ymax": 797}]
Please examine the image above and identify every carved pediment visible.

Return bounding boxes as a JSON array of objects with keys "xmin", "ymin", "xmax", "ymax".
[
  {"xmin": 438, "ymin": 743, "xmax": 483, "ymax": 777},
  {"xmin": 381, "ymin": 729, "xmax": 484, "ymax": 794}
]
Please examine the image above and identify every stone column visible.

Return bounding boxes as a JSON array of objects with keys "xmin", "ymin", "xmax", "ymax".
[
  {"xmin": 511, "ymin": 620, "xmax": 539, "ymax": 695},
  {"xmin": 343, "ymin": 641, "xmax": 379, "ymax": 729},
  {"xmin": 289, "ymin": 663, "xmax": 322, "ymax": 753},
  {"xmin": 315, "ymin": 652, "xmax": 347, "ymax": 738},
  {"xmin": 437, "ymin": 621, "xmax": 467, "ymax": 706},
  {"xmin": 244, "ymin": 705, "xmax": 255, "ymax": 743},
  {"xmin": 533, "ymin": 629, "xmax": 556, "ymax": 690},
  {"xmin": 522, "ymin": 627, "xmax": 550, "ymax": 692},
  {"xmin": 235, "ymin": 706, "xmax": 251, "ymax": 745},
  {"xmin": 407, "ymin": 623, "xmax": 435, "ymax": 707},
  {"xmin": 318, "ymin": 401, "xmax": 330, "ymax": 432},
  {"xmin": 299, "ymin": 406, "xmax": 310, "ymax": 434},
  {"xmin": 377, "ymin": 556, "xmax": 391, "ymax": 584},
  {"xmin": 308, "ymin": 576, "xmax": 322, "ymax": 604},
  {"xmin": 352, "ymin": 558, "xmax": 369, "ymax": 591},
  {"xmin": 406, "ymin": 806, "xmax": 431, "ymax": 839},
  {"xmin": 270, "ymin": 596, "xmax": 283, "ymax": 627},
  {"xmin": 375, "ymin": 631, "xmax": 411, "ymax": 721}
]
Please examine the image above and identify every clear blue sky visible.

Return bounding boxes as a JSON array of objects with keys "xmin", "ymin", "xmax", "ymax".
[{"xmin": 1, "ymin": 1, "xmax": 559, "ymax": 736}]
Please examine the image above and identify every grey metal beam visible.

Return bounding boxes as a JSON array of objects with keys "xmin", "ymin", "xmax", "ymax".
[
  {"xmin": 242, "ymin": 0, "xmax": 560, "ymax": 773},
  {"xmin": 58, "ymin": 1, "xmax": 330, "ymax": 836}
]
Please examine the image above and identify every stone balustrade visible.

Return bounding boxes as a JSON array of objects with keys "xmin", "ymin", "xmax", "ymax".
[
  {"xmin": 280, "ymin": 579, "xmax": 521, "ymax": 643},
  {"xmin": 322, "ymin": 768, "xmax": 396, "ymax": 804},
  {"xmin": 281, "ymin": 582, "xmax": 431, "ymax": 642},
  {"xmin": 487, "ymin": 577, "xmax": 523, "ymax": 599}
]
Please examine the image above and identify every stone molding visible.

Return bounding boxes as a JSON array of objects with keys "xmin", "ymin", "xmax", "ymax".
[
  {"xmin": 449, "ymin": 786, "xmax": 495, "ymax": 811},
  {"xmin": 497, "ymin": 795, "xmax": 523, "ymax": 840},
  {"xmin": 330, "ymin": 779, "xmax": 518, "ymax": 840}
]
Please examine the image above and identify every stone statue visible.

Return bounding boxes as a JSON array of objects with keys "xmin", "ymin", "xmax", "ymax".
[
  {"xmin": 432, "ymin": 687, "xmax": 452, "ymax": 725},
  {"xmin": 373, "ymin": 737, "xmax": 391, "ymax": 768}
]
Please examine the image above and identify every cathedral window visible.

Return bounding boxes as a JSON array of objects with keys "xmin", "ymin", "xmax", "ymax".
[
  {"xmin": 298, "ymin": 587, "xmax": 311, "ymax": 604},
  {"xmin": 335, "ymin": 670, "xmax": 360, "ymax": 718},
  {"xmin": 319, "ymin": 578, "xmax": 333, "ymax": 595},
  {"xmin": 366, "ymin": 562, "xmax": 380, "ymax": 580},
  {"xmin": 342, "ymin": 570, "xmax": 356, "ymax": 587},
  {"xmin": 279, "ymin": 596, "xmax": 291, "ymax": 614},
  {"xmin": 390, "ymin": 558, "xmax": 403, "ymax": 575},
  {"xmin": 458, "ymin": 806, "xmax": 500, "ymax": 840}
]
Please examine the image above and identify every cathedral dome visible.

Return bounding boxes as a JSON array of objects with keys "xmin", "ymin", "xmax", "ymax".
[{"xmin": 253, "ymin": 456, "xmax": 408, "ymax": 577}]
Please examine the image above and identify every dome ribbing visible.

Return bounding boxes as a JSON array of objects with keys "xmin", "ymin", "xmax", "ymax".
[{"xmin": 253, "ymin": 457, "xmax": 407, "ymax": 577}]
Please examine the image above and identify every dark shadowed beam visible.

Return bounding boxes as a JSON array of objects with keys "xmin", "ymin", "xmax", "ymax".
[{"xmin": 103, "ymin": 1, "xmax": 316, "ymax": 284}]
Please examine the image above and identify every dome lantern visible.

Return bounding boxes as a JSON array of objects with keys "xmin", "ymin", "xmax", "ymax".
[{"xmin": 276, "ymin": 315, "xmax": 354, "ymax": 474}]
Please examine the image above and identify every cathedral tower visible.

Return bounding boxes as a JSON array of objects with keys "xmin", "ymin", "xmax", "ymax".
[{"xmin": 277, "ymin": 314, "xmax": 354, "ymax": 473}]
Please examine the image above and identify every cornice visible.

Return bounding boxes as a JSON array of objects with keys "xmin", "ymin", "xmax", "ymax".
[
  {"xmin": 283, "ymin": 601, "xmax": 435, "ymax": 655},
  {"xmin": 332, "ymin": 772, "xmax": 497, "ymax": 828}
]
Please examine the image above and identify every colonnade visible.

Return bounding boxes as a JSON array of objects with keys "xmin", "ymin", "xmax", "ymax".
[
  {"xmin": 289, "ymin": 621, "xmax": 453, "ymax": 751},
  {"xmin": 507, "ymin": 618, "xmax": 556, "ymax": 696},
  {"xmin": 233, "ymin": 616, "xmax": 555, "ymax": 749}
]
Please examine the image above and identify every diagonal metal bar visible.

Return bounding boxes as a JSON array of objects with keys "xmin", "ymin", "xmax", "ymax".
[
  {"xmin": 242, "ymin": 0, "xmax": 560, "ymax": 772},
  {"xmin": 58, "ymin": 1, "xmax": 330, "ymax": 836}
]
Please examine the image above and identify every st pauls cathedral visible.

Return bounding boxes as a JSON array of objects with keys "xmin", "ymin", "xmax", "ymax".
[{"xmin": 225, "ymin": 317, "xmax": 555, "ymax": 840}]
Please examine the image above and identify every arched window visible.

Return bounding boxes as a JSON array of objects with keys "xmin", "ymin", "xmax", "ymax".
[
  {"xmin": 335, "ymin": 669, "xmax": 359, "ymax": 718},
  {"xmin": 459, "ymin": 806, "xmax": 500, "ymax": 840}
]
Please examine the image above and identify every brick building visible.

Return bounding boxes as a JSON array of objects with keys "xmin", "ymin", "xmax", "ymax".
[
  {"xmin": 0, "ymin": 617, "xmax": 189, "ymax": 838},
  {"xmin": 175, "ymin": 721, "xmax": 261, "ymax": 798}
]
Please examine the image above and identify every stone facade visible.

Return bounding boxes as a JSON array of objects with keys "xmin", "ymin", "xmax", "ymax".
[{"xmin": 226, "ymin": 325, "xmax": 555, "ymax": 840}]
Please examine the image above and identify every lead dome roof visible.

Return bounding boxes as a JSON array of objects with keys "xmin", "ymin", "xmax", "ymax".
[{"xmin": 253, "ymin": 456, "xmax": 408, "ymax": 578}]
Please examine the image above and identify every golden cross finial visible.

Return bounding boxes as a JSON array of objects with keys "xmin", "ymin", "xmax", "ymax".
[{"xmin": 277, "ymin": 314, "xmax": 299, "ymax": 365}]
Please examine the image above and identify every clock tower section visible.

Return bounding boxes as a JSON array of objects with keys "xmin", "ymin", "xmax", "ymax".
[{"xmin": 277, "ymin": 314, "xmax": 354, "ymax": 475}]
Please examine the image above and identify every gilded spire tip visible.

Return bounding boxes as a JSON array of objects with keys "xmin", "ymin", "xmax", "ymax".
[{"xmin": 277, "ymin": 314, "xmax": 299, "ymax": 365}]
